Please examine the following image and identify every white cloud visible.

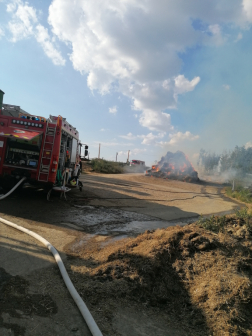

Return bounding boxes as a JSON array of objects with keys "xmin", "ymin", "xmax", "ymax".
[
  {"xmin": 131, "ymin": 148, "xmax": 147, "ymax": 156},
  {"xmin": 174, "ymin": 75, "xmax": 201, "ymax": 95},
  {"xmin": 47, "ymin": 0, "xmax": 252, "ymax": 133},
  {"xmin": 120, "ymin": 131, "xmax": 165, "ymax": 144},
  {"xmin": 139, "ymin": 110, "xmax": 173, "ymax": 132},
  {"xmin": 6, "ymin": 0, "xmax": 249, "ymax": 132},
  {"xmin": 138, "ymin": 132, "xmax": 165, "ymax": 145},
  {"xmin": 243, "ymin": 0, "xmax": 252, "ymax": 21},
  {"xmin": 8, "ymin": 0, "xmax": 37, "ymax": 41},
  {"xmin": 6, "ymin": 0, "xmax": 65, "ymax": 65},
  {"xmin": 235, "ymin": 33, "xmax": 243, "ymax": 42},
  {"xmin": 46, "ymin": 1, "xmax": 252, "ymax": 132},
  {"xmin": 118, "ymin": 150, "xmax": 127, "ymax": 156},
  {"xmin": 35, "ymin": 25, "xmax": 65, "ymax": 65},
  {"xmin": 93, "ymin": 141, "xmax": 134, "ymax": 147},
  {"xmin": 208, "ymin": 24, "xmax": 225, "ymax": 45},
  {"xmin": 6, "ymin": 1, "xmax": 18, "ymax": 12},
  {"xmin": 48, "ymin": 0, "xmax": 214, "ymax": 131},
  {"xmin": 245, "ymin": 141, "xmax": 252, "ymax": 149},
  {"xmin": 120, "ymin": 130, "xmax": 198, "ymax": 147},
  {"xmin": 119, "ymin": 132, "xmax": 136, "ymax": 140},
  {"xmin": 223, "ymin": 84, "xmax": 230, "ymax": 90},
  {"xmin": 109, "ymin": 106, "xmax": 117, "ymax": 114},
  {"xmin": 158, "ymin": 131, "xmax": 199, "ymax": 147},
  {"xmin": 168, "ymin": 131, "xmax": 199, "ymax": 145}
]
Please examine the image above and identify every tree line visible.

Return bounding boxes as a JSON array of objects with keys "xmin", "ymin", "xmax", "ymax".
[{"xmin": 198, "ymin": 146, "xmax": 252, "ymax": 175}]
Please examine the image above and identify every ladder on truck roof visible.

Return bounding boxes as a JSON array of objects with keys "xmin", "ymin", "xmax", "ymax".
[{"xmin": 38, "ymin": 123, "xmax": 56, "ymax": 182}]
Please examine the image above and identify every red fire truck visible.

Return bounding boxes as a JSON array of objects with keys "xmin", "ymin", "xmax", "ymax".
[{"xmin": 0, "ymin": 91, "xmax": 86, "ymax": 191}]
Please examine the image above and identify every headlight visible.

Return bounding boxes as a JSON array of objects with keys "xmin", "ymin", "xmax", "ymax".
[
  {"xmin": 35, "ymin": 123, "xmax": 38, "ymax": 127},
  {"xmin": 12, "ymin": 120, "xmax": 16, "ymax": 124},
  {"xmin": 16, "ymin": 120, "xmax": 20, "ymax": 124},
  {"xmin": 20, "ymin": 121, "xmax": 24, "ymax": 125},
  {"xmin": 31, "ymin": 123, "xmax": 34, "ymax": 126},
  {"xmin": 39, "ymin": 124, "xmax": 43, "ymax": 128}
]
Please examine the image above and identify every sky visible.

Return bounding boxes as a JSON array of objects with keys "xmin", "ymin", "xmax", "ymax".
[{"xmin": 1, "ymin": 0, "xmax": 252, "ymax": 166}]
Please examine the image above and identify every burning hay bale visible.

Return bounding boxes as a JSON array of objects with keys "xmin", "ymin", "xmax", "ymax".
[{"xmin": 146, "ymin": 151, "xmax": 199, "ymax": 182}]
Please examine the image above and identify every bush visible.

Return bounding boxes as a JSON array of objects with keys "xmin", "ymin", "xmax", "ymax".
[
  {"xmin": 196, "ymin": 215, "xmax": 227, "ymax": 233},
  {"xmin": 235, "ymin": 208, "xmax": 252, "ymax": 227},
  {"xmin": 235, "ymin": 207, "xmax": 251, "ymax": 219},
  {"xmin": 225, "ymin": 186, "xmax": 252, "ymax": 203},
  {"xmin": 90, "ymin": 159, "xmax": 123, "ymax": 174}
]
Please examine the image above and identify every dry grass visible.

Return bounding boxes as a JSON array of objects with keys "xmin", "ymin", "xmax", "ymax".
[{"xmin": 66, "ymin": 220, "xmax": 252, "ymax": 335}]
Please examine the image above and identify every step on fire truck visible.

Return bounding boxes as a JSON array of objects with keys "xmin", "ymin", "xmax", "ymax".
[{"xmin": 0, "ymin": 90, "xmax": 88, "ymax": 194}]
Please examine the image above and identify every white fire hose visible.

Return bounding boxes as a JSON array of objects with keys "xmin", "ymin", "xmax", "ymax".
[
  {"xmin": 0, "ymin": 177, "xmax": 27, "ymax": 200},
  {"xmin": 0, "ymin": 180, "xmax": 103, "ymax": 336}
]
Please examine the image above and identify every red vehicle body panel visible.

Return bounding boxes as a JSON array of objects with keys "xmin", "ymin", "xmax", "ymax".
[
  {"xmin": 0, "ymin": 113, "xmax": 77, "ymax": 185},
  {"xmin": 0, "ymin": 127, "xmax": 42, "ymax": 140}
]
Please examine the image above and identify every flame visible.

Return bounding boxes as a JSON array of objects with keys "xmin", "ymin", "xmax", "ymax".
[
  {"xmin": 147, "ymin": 151, "xmax": 198, "ymax": 182},
  {"xmin": 180, "ymin": 163, "xmax": 187, "ymax": 172}
]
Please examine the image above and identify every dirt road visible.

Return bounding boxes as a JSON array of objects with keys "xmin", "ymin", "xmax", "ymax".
[
  {"xmin": 0, "ymin": 173, "xmax": 240, "ymax": 335},
  {"xmin": 82, "ymin": 173, "xmax": 239, "ymax": 220}
]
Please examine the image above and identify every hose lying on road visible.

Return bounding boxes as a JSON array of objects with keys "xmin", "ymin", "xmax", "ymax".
[
  {"xmin": 0, "ymin": 217, "xmax": 103, "ymax": 336},
  {"xmin": 0, "ymin": 177, "xmax": 27, "ymax": 200}
]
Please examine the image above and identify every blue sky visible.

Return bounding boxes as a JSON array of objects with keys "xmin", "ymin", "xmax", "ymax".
[{"xmin": 1, "ymin": 0, "xmax": 252, "ymax": 166}]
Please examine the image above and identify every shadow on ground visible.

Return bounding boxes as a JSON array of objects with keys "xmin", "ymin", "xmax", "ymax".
[
  {"xmin": 0, "ymin": 266, "xmax": 57, "ymax": 336},
  {"xmin": 63, "ymin": 230, "xmax": 212, "ymax": 336},
  {"xmin": 0, "ymin": 182, "xmax": 200, "ymax": 236}
]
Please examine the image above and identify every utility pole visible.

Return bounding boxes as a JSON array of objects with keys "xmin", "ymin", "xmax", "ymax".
[
  {"xmin": 98, "ymin": 143, "xmax": 101, "ymax": 159},
  {"xmin": 127, "ymin": 150, "xmax": 130, "ymax": 163},
  {"xmin": 116, "ymin": 152, "xmax": 118, "ymax": 162}
]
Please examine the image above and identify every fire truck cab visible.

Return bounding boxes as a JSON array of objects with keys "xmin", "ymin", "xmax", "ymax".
[{"xmin": 0, "ymin": 90, "xmax": 84, "ymax": 190}]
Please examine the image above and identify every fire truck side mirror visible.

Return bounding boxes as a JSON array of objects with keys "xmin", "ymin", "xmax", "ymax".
[
  {"xmin": 85, "ymin": 149, "xmax": 88, "ymax": 156},
  {"xmin": 85, "ymin": 145, "xmax": 88, "ymax": 150}
]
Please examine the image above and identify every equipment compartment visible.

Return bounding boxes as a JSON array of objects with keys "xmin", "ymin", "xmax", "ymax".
[{"xmin": 4, "ymin": 136, "xmax": 42, "ymax": 169}]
